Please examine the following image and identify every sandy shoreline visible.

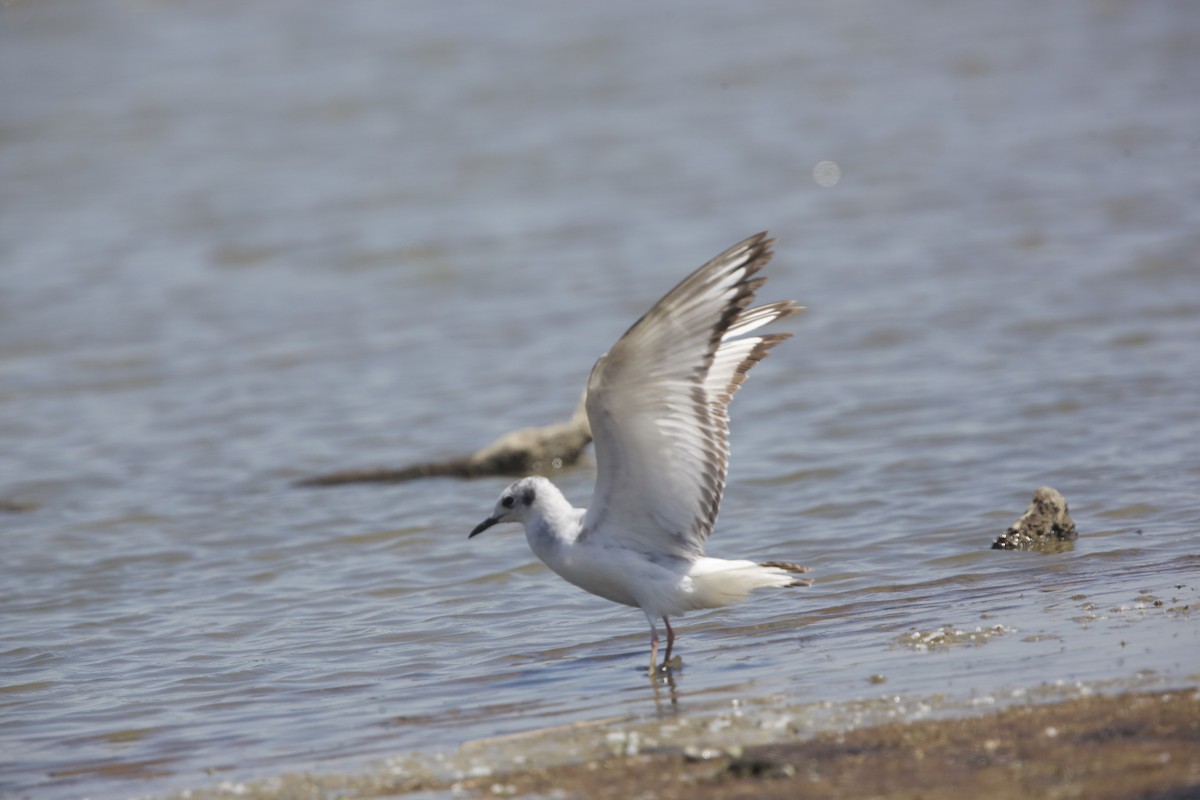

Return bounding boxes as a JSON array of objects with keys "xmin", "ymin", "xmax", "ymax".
[
  {"xmin": 471, "ymin": 688, "xmax": 1200, "ymax": 800},
  {"xmin": 162, "ymin": 680, "xmax": 1200, "ymax": 799}
]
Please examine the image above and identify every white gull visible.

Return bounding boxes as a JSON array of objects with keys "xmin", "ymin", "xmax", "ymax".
[{"xmin": 469, "ymin": 232, "xmax": 810, "ymax": 674}]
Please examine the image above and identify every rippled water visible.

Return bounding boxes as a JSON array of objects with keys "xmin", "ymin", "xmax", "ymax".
[{"xmin": 2, "ymin": 1, "xmax": 1198, "ymax": 798}]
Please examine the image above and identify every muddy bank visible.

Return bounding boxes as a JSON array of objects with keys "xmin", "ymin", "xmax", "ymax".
[
  {"xmin": 166, "ymin": 685, "xmax": 1199, "ymax": 799},
  {"xmin": 457, "ymin": 689, "xmax": 1200, "ymax": 800}
]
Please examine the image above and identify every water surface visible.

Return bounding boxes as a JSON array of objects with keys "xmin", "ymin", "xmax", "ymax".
[{"xmin": 2, "ymin": 2, "xmax": 1198, "ymax": 798}]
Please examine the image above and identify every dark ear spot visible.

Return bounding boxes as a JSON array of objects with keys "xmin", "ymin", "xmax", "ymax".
[
  {"xmin": 521, "ymin": 487, "xmax": 536, "ymax": 506},
  {"xmin": 501, "ymin": 495, "xmax": 515, "ymax": 509}
]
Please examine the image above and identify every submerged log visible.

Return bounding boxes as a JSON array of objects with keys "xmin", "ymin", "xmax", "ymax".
[{"xmin": 295, "ymin": 396, "xmax": 591, "ymax": 487}]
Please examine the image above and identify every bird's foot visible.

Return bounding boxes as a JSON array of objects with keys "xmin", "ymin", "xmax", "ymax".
[{"xmin": 648, "ymin": 655, "xmax": 683, "ymax": 676}]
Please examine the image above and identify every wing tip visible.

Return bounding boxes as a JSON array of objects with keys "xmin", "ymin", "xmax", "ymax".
[{"xmin": 716, "ymin": 333, "xmax": 792, "ymax": 401}]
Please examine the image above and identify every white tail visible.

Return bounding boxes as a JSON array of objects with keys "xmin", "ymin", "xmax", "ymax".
[{"xmin": 685, "ymin": 557, "xmax": 812, "ymax": 610}]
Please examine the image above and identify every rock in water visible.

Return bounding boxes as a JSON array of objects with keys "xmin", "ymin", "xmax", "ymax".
[{"xmin": 992, "ymin": 487, "xmax": 1077, "ymax": 551}]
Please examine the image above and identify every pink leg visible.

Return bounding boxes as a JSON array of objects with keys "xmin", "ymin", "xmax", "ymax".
[
  {"xmin": 662, "ymin": 617, "xmax": 675, "ymax": 663},
  {"xmin": 648, "ymin": 624, "xmax": 660, "ymax": 674}
]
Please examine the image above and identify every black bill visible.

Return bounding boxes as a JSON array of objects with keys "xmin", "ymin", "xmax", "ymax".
[{"xmin": 469, "ymin": 516, "xmax": 500, "ymax": 538}]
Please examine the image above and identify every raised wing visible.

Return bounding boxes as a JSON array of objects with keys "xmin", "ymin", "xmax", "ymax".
[{"xmin": 580, "ymin": 232, "xmax": 799, "ymax": 559}]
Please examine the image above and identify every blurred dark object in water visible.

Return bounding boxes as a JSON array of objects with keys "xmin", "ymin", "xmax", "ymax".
[
  {"xmin": 296, "ymin": 396, "xmax": 590, "ymax": 487},
  {"xmin": 0, "ymin": 497, "xmax": 39, "ymax": 513},
  {"xmin": 992, "ymin": 486, "xmax": 1078, "ymax": 551}
]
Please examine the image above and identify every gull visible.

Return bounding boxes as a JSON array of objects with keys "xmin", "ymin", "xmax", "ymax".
[{"xmin": 469, "ymin": 232, "xmax": 810, "ymax": 674}]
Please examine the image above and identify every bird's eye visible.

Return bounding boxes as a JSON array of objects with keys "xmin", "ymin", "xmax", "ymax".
[{"xmin": 501, "ymin": 496, "xmax": 515, "ymax": 509}]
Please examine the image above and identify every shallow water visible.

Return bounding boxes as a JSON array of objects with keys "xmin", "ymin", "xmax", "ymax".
[{"xmin": 2, "ymin": 1, "xmax": 1198, "ymax": 798}]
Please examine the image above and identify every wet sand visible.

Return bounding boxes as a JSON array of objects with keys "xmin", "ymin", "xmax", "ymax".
[
  {"xmin": 167, "ymin": 685, "xmax": 1200, "ymax": 799},
  {"xmin": 483, "ymin": 689, "xmax": 1200, "ymax": 800}
]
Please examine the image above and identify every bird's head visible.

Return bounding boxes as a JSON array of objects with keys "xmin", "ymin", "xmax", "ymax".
[{"xmin": 468, "ymin": 476, "xmax": 548, "ymax": 538}]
